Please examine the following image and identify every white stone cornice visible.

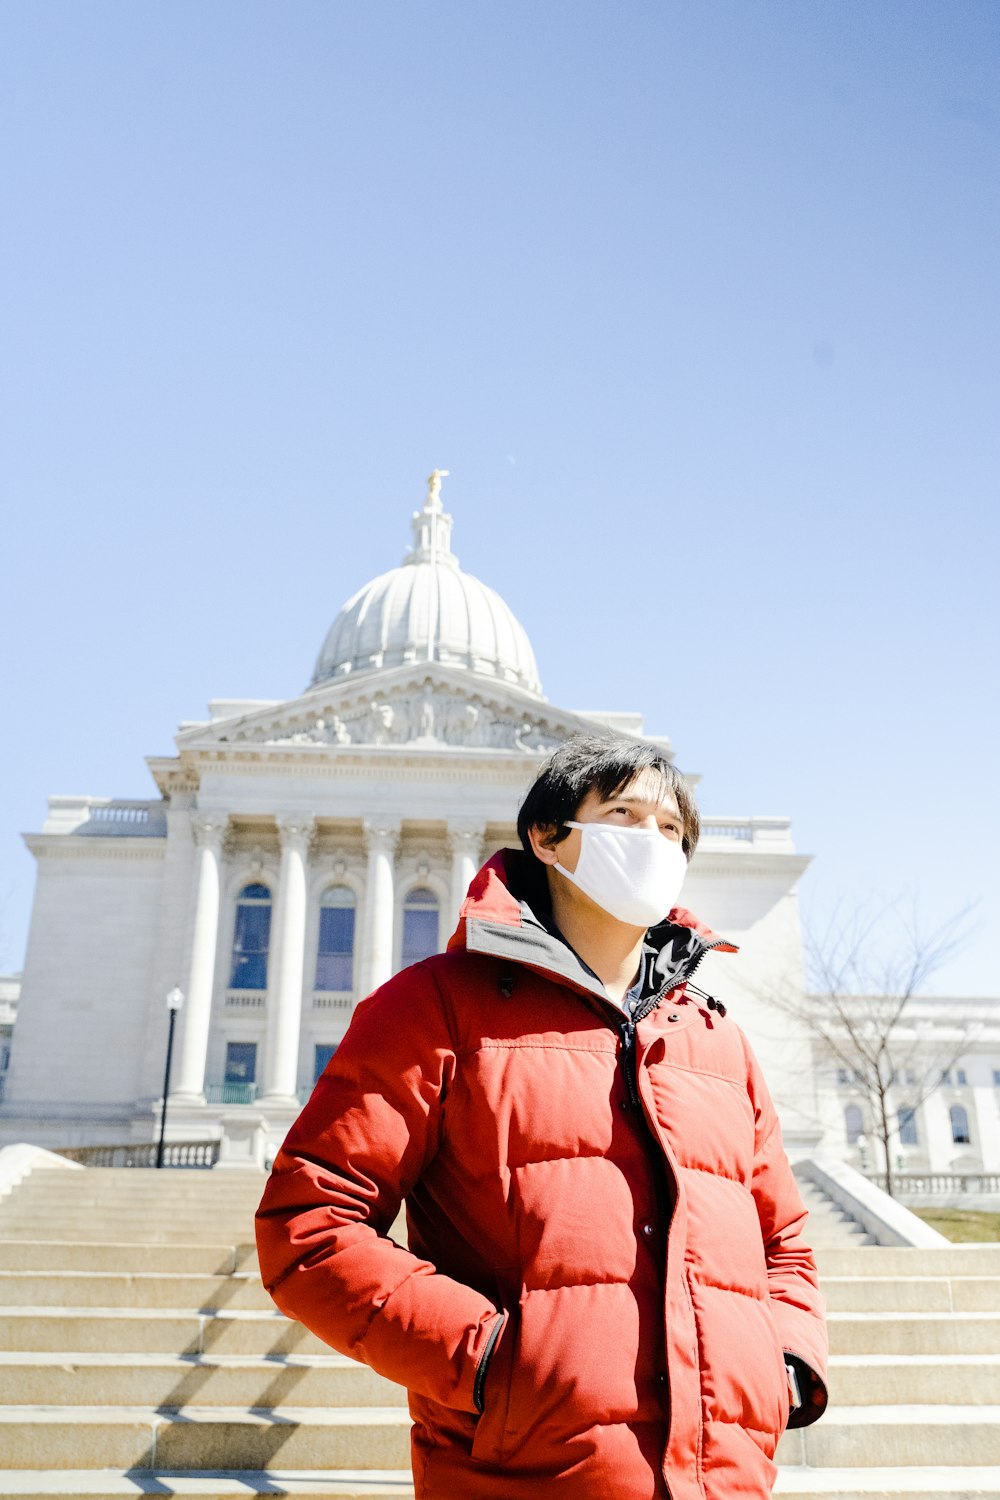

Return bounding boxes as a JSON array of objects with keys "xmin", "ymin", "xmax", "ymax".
[
  {"xmin": 186, "ymin": 752, "xmax": 543, "ymax": 784},
  {"xmin": 23, "ymin": 834, "xmax": 166, "ymax": 862},
  {"xmin": 191, "ymin": 813, "xmax": 228, "ymax": 852},
  {"xmin": 688, "ymin": 852, "xmax": 813, "ymax": 882},
  {"xmin": 146, "ymin": 755, "xmax": 199, "ymax": 797}
]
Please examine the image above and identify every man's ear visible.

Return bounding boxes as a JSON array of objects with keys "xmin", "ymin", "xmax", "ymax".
[{"xmin": 528, "ymin": 822, "xmax": 561, "ymax": 866}]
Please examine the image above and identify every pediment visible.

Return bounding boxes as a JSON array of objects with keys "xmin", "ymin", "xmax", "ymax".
[{"xmin": 177, "ymin": 664, "xmax": 607, "ymax": 756}]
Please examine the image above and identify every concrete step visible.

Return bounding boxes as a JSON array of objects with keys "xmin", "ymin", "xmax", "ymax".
[
  {"xmin": 827, "ymin": 1355, "xmax": 1000, "ymax": 1406},
  {"xmin": 778, "ymin": 1406, "xmax": 1000, "ymax": 1469},
  {"xmin": 10, "ymin": 1170, "xmax": 266, "ymax": 1183},
  {"xmin": 0, "ymin": 1210, "xmax": 260, "ymax": 1230},
  {"xmin": 823, "ymin": 1276, "xmax": 1000, "ymax": 1313},
  {"xmin": 817, "ymin": 1245, "xmax": 1000, "ymax": 1278},
  {"xmin": 2, "ymin": 1188, "xmax": 256, "ymax": 1198},
  {"xmin": 8, "ymin": 1178, "xmax": 264, "ymax": 1195},
  {"xmin": 0, "ymin": 1208, "xmax": 259, "ymax": 1226},
  {"xmin": 0, "ymin": 1472, "xmax": 416, "ymax": 1498},
  {"xmin": 1, "ymin": 1471, "xmax": 1000, "ymax": 1500},
  {"xmin": 28, "ymin": 1267, "xmax": 1000, "ymax": 1332},
  {"xmin": 0, "ymin": 1353, "xmax": 403, "ymax": 1408},
  {"xmin": 3, "ymin": 1402, "xmax": 999, "ymax": 1476},
  {"xmin": 0, "ymin": 1271, "xmax": 274, "ymax": 1311},
  {"xmin": 1, "ymin": 1199, "xmax": 262, "ymax": 1218},
  {"xmin": 0, "ymin": 1242, "xmax": 255, "ymax": 1274},
  {"xmin": 0, "ymin": 1307, "xmax": 327, "ymax": 1357},
  {"xmin": 0, "ymin": 1225, "xmax": 257, "ymax": 1245},
  {"xmin": 0, "ymin": 1406, "xmax": 411, "ymax": 1471},
  {"xmin": 829, "ymin": 1312, "xmax": 1000, "ymax": 1356},
  {"xmin": 13, "ymin": 1304, "xmax": 994, "ymax": 1360},
  {"xmin": 2, "ymin": 1349, "xmax": 995, "ymax": 1413},
  {"xmin": 775, "ymin": 1468, "xmax": 1000, "ymax": 1498},
  {"xmin": 8, "ymin": 1168, "xmax": 264, "ymax": 1183}
]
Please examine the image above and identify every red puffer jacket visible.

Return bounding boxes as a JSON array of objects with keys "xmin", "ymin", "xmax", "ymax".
[{"xmin": 256, "ymin": 851, "xmax": 828, "ymax": 1499}]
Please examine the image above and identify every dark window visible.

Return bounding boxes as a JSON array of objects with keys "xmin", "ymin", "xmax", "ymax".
[
  {"xmin": 402, "ymin": 887, "xmax": 439, "ymax": 968},
  {"xmin": 836, "ymin": 1068, "xmax": 849, "ymax": 1085},
  {"xmin": 224, "ymin": 1041, "xmax": 257, "ymax": 1084},
  {"xmin": 844, "ymin": 1104, "xmax": 864, "ymax": 1145},
  {"xmin": 229, "ymin": 883, "xmax": 272, "ymax": 990},
  {"xmin": 957, "ymin": 1069, "xmax": 968, "ymax": 1086},
  {"xmin": 993, "ymin": 1070, "xmax": 1000, "ymax": 1087},
  {"xmin": 950, "ymin": 1104, "xmax": 971, "ymax": 1145},
  {"xmin": 898, "ymin": 1107, "xmax": 918, "ymax": 1146},
  {"xmin": 940, "ymin": 1070, "xmax": 953, "ymax": 1087},
  {"xmin": 316, "ymin": 886, "xmax": 356, "ymax": 991},
  {"xmin": 314, "ymin": 1043, "xmax": 338, "ymax": 1082}
]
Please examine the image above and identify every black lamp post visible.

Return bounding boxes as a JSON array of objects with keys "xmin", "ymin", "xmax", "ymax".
[{"xmin": 156, "ymin": 986, "xmax": 184, "ymax": 1169}]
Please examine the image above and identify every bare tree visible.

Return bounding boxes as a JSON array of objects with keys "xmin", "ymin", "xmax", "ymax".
[{"xmin": 783, "ymin": 899, "xmax": 976, "ymax": 1198}]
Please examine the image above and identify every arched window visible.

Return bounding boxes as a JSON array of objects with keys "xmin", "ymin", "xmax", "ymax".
[
  {"xmin": 229, "ymin": 883, "xmax": 272, "ymax": 990},
  {"xmin": 844, "ymin": 1104, "xmax": 864, "ymax": 1145},
  {"xmin": 316, "ymin": 886, "xmax": 356, "ymax": 991},
  {"xmin": 898, "ymin": 1107, "xmax": 918, "ymax": 1146},
  {"xmin": 402, "ymin": 887, "xmax": 440, "ymax": 968},
  {"xmin": 950, "ymin": 1103, "xmax": 971, "ymax": 1145}
]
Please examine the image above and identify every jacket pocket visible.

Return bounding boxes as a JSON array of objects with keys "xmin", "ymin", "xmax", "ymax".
[{"xmin": 471, "ymin": 1306, "xmax": 517, "ymax": 1466}]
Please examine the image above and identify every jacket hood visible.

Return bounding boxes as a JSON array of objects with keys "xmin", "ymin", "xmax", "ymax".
[{"xmin": 447, "ymin": 848, "xmax": 737, "ymax": 1007}]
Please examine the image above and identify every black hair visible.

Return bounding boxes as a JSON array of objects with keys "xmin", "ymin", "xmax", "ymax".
[{"xmin": 516, "ymin": 734, "xmax": 700, "ymax": 861}]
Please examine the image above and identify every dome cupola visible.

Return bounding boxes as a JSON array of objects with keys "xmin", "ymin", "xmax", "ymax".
[{"xmin": 310, "ymin": 472, "xmax": 543, "ymax": 697}]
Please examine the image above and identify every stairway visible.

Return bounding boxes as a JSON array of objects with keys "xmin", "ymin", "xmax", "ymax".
[{"xmin": 1, "ymin": 1165, "xmax": 999, "ymax": 1497}]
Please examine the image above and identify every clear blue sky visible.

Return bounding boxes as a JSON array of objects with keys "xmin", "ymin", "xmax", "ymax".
[{"xmin": 1, "ymin": 1, "xmax": 997, "ymax": 993}]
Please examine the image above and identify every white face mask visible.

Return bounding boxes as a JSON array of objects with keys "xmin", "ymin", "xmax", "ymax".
[{"xmin": 554, "ymin": 821, "xmax": 688, "ymax": 928}]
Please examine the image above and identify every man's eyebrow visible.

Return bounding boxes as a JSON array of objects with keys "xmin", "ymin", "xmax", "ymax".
[{"xmin": 605, "ymin": 794, "xmax": 683, "ymax": 820}]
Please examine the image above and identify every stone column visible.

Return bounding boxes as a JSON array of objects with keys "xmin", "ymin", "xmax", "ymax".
[
  {"xmin": 360, "ymin": 820, "xmax": 400, "ymax": 994},
  {"xmin": 171, "ymin": 813, "xmax": 227, "ymax": 1102},
  {"xmin": 448, "ymin": 821, "xmax": 485, "ymax": 933},
  {"xmin": 260, "ymin": 817, "xmax": 314, "ymax": 1105}
]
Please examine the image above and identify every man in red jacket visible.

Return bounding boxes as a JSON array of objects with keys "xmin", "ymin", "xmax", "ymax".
[{"xmin": 256, "ymin": 735, "xmax": 828, "ymax": 1499}]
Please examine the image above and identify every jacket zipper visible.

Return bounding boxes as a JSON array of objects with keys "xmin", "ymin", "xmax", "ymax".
[
  {"xmin": 473, "ymin": 1309, "xmax": 507, "ymax": 1414},
  {"xmin": 616, "ymin": 939, "xmax": 724, "ymax": 1105},
  {"xmin": 681, "ymin": 935, "xmax": 726, "ymax": 986},
  {"xmin": 620, "ymin": 1017, "xmax": 641, "ymax": 1106}
]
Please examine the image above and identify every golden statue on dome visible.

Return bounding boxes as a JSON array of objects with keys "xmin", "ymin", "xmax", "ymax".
[{"xmin": 426, "ymin": 468, "xmax": 450, "ymax": 509}]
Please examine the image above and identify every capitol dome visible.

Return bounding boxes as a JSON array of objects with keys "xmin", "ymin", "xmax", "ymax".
[{"xmin": 310, "ymin": 475, "xmax": 543, "ymax": 697}]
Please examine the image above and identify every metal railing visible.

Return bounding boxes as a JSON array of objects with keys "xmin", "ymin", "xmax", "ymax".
[{"xmin": 56, "ymin": 1140, "xmax": 221, "ymax": 1169}]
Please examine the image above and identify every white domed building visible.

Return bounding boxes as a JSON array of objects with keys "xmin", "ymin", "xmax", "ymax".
[{"xmin": 4, "ymin": 476, "xmax": 826, "ymax": 1165}]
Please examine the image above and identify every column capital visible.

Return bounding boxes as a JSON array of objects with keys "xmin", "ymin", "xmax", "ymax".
[
  {"xmin": 275, "ymin": 815, "xmax": 315, "ymax": 854},
  {"xmin": 448, "ymin": 820, "xmax": 486, "ymax": 856},
  {"xmin": 191, "ymin": 812, "xmax": 227, "ymax": 852},
  {"xmin": 363, "ymin": 818, "xmax": 402, "ymax": 855}
]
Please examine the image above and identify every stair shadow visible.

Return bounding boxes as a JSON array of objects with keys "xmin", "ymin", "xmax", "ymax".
[
  {"xmin": 199, "ymin": 1308, "xmax": 316, "ymax": 1357},
  {"xmin": 121, "ymin": 1474, "xmax": 172, "ymax": 1495},
  {"xmin": 124, "ymin": 1476, "xmax": 411, "ymax": 1494},
  {"xmin": 151, "ymin": 1352, "xmax": 312, "ymax": 1413}
]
